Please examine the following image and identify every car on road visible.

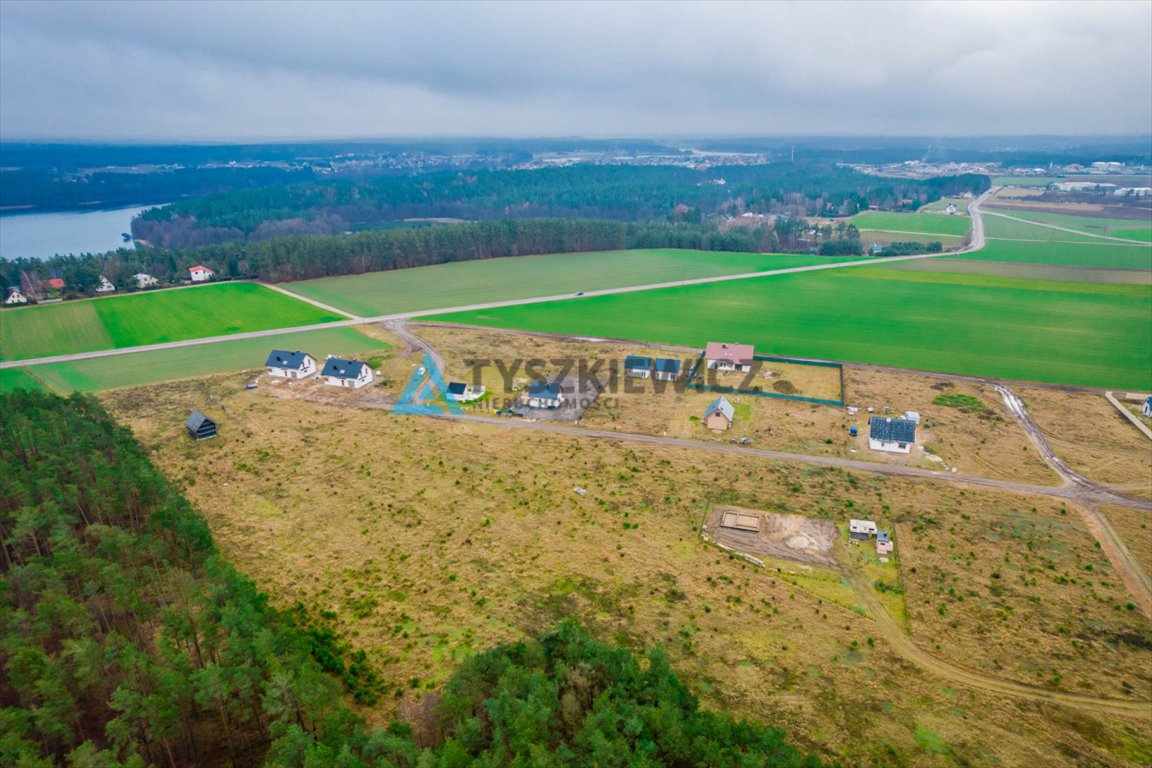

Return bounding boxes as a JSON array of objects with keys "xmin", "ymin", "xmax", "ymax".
[{"xmin": 575, "ymin": 291, "xmax": 585, "ymax": 296}]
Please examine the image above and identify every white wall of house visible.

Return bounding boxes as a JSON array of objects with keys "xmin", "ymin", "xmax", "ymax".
[
  {"xmin": 626, "ymin": 368, "xmax": 651, "ymax": 379},
  {"xmin": 268, "ymin": 357, "xmax": 316, "ymax": 379},
  {"xmin": 189, "ymin": 268, "xmax": 214, "ymax": 282},
  {"xmin": 869, "ymin": 437, "xmax": 911, "ymax": 454},
  {"xmin": 707, "ymin": 359, "xmax": 750, "ymax": 372}
]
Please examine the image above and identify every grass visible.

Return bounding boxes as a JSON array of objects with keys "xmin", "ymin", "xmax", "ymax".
[
  {"xmin": 102, "ymin": 376, "xmax": 1152, "ymax": 767},
  {"xmin": 0, "ymin": 282, "xmax": 343, "ymax": 362},
  {"xmin": 27, "ymin": 326, "xmax": 389, "ymax": 392},
  {"xmin": 1113, "ymin": 229, "xmax": 1152, "ymax": 243},
  {"xmin": 932, "ymin": 393, "xmax": 986, "ymax": 410},
  {"xmin": 845, "ymin": 265, "xmax": 1150, "ymax": 296},
  {"xmin": 982, "ymin": 214, "xmax": 1114, "ymax": 243},
  {"xmin": 0, "ymin": 367, "xmax": 49, "ymax": 393},
  {"xmin": 848, "ymin": 212, "xmax": 971, "ymax": 237},
  {"xmin": 281, "ymin": 249, "xmax": 855, "ymax": 317},
  {"xmin": 857, "ymin": 231, "xmax": 966, "ymax": 249},
  {"xmin": 964, "ymin": 239, "xmax": 1152, "ymax": 271},
  {"xmin": 984, "ymin": 209, "xmax": 1152, "ymax": 240},
  {"xmin": 883, "ymin": 258, "xmax": 1152, "ymax": 285},
  {"xmin": 428, "ymin": 269, "xmax": 1152, "ymax": 390}
]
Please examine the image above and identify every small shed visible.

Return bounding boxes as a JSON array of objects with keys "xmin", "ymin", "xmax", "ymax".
[
  {"xmin": 876, "ymin": 530, "xmax": 894, "ymax": 555},
  {"xmin": 653, "ymin": 358, "xmax": 682, "ymax": 381},
  {"xmin": 185, "ymin": 411, "xmax": 217, "ymax": 440},
  {"xmin": 703, "ymin": 395, "xmax": 735, "ymax": 431},
  {"xmin": 849, "ymin": 519, "xmax": 877, "ymax": 540},
  {"xmin": 624, "ymin": 356, "xmax": 652, "ymax": 379}
]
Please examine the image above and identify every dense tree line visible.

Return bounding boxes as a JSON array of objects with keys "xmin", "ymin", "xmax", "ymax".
[
  {"xmin": 1, "ymin": 218, "xmax": 786, "ymax": 292},
  {"xmin": 132, "ymin": 164, "xmax": 989, "ymax": 249},
  {"xmin": 873, "ymin": 241, "xmax": 943, "ymax": 257},
  {"xmin": 1, "ymin": 391, "xmax": 824, "ymax": 767}
]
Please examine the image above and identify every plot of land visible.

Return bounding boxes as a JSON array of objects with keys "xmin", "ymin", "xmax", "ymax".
[
  {"xmin": 101, "ymin": 377, "xmax": 1152, "ymax": 767},
  {"xmin": 281, "ymin": 249, "xmax": 853, "ymax": 317},
  {"xmin": 848, "ymin": 211, "xmax": 971, "ymax": 237},
  {"xmin": 0, "ymin": 367, "xmax": 49, "ymax": 393},
  {"xmin": 427, "ymin": 270, "xmax": 1152, "ymax": 389},
  {"xmin": 707, "ymin": 507, "xmax": 839, "ymax": 566},
  {"xmin": 25, "ymin": 326, "xmax": 390, "ymax": 393},
  {"xmin": 984, "ymin": 209, "xmax": 1152, "ymax": 240},
  {"xmin": 959, "ymin": 238, "xmax": 1152, "ymax": 271},
  {"xmin": 0, "ymin": 282, "xmax": 343, "ymax": 361},
  {"xmin": 857, "ymin": 231, "xmax": 966, "ymax": 250},
  {"xmin": 884, "ymin": 258, "xmax": 1152, "ymax": 285},
  {"xmin": 982, "ymin": 214, "xmax": 1117, "ymax": 243}
]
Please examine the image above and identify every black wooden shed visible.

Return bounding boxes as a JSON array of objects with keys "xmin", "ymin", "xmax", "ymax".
[{"xmin": 186, "ymin": 411, "xmax": 218, "ymax": 440}]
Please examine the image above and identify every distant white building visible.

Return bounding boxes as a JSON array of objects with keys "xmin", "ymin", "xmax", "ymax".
[
  {"xmin": 850, "ymin": 519, "xmax": 878, "ymax": 540},
  {"xmin": 189, "ymin": 265, "xmax": 215, "ymax": 282},
  {"xmin": 95, "ymin": 275, "xmax": 116, "ymax": 293},
  {"xmin": 945, "ymin": 204, "xmax": 957, "ymax": 215},
  {"xmin": 4, "ymin": 286, "xmax": 28, "ymax": 305},
  {"xmin": 447, "ymin": 382, "xmax": 485, "ymax": 402},
  {"xmin": 265, "ymin": 350, "xmax": 317, "ymax": 379},
  {"xmin": 134, "ymin": 273, "xmax": 159, "ymax": 289},
  {"xmin": 869, "ymin": 416, "xmax": 916, "ymax": 453},
  {"xmin": 705, "ymin": 342, "xmax": 755, "ymax": 372}
]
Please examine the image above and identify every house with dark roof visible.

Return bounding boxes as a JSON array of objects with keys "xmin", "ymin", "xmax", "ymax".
[
  {"xmin": 185, "ymin": 411, "xmax": 217, "ymax": 440},
  {"xmin": 321, "ymin": 356, "xmax": 373, "ymax": 389},
  {"xmin": 447, "ymin": 382, "xmax": 485, "ymax": 402},
  {"xmin": 705, "ymin": 342, "xmax": 755, "ymax": 372},
  {"xmin": 703, "ymin": 395, "xmax": 735, "ymax": 431},
  {"xmin": 265, "ymin": 349, "xmax": 317, "ymax": 379},
  {"xmin": 869, "ymin": 416, "xmax": 916, "ymax": 453},
  {"xmin": 625, "ymin": 356, "xmax": 652, "ymax": 379},
  {"xmin": 521, "ymin": 378, "xmax": 565, "ymax": 409},
  {"xmin": 653, "ymin": 358, "xmax": 682, "ymax": 381}
]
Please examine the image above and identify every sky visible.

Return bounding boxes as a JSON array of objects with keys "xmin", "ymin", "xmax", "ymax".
[{"xmin": 1, "ymin": 0, "xmax": 1150, "ymax": 141}]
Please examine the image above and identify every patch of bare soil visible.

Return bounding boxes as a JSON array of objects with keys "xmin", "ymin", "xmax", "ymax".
[{"xmin": 705, "ymin": 506, "xmax": 839, "ymax": 567}]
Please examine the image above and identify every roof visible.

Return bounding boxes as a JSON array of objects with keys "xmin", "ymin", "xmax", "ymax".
[
  {"xmin": 321, "ymin": 357, "xmax": 368, "ymax": 380},
  {"xmin": 850, "ymin": 519, "xmax": 877, "ymax": 532},
  {"xmin": 704, "ymin": 395, "xmax": 735, "ymax": 421},
  {"xmin": 526, "ymin": 379, "xmax": 563, "ymax": 401},
  {"xmin": 705, "ymin": 342, "xmax": 755, "ymax": 364},
  {"xmin": 624, "ymin": 355, "xmax": 652, "ymax": 370},
  {"xmin": 186, "ymin": 411, "xmax": 215, "ymax": 431},
  {"xmin": 869, "ymin": 416, "xmax": 917, "ymax": 443},
  {"xmin": 45, "ymin": 278, "xmax": 65, "ymax": 289},
  {"xmin": 877, "ymin": 530, "xmax": 890, "ymax": 542},
  {"xmin": 189, "ymin": 265, "xmax": 214, "ymax": 272},
  {"xmin": 447, "ymin": 382, "xmax": 467, "ymax": 395},
  {"xmin": 654, "ymin": 358, "xmax": 682, "ymax": 374},
  {"xmin": 265, "ymin": 350, "xmax": 313, "ymax": 370}
]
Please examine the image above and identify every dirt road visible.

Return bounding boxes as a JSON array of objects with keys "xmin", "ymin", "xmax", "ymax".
[{"xmin": 982, "ymin": 208, "xmax": 1152, "ymax": 245}]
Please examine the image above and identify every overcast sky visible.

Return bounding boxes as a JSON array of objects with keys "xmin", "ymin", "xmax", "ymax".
[{"xmin": 1, "ymin": 0, "xmax": 1149, "ymax": 141}]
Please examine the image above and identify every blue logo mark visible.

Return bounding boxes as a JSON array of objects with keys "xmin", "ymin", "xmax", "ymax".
[{"xmin": 393, "ymin": 352, "xmax": 464, "ymax": 416}]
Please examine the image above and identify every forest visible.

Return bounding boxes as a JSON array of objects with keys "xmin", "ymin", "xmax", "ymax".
[
  {"xmin": 131, "ymin": 164, "xmax": 988, "ymax": 248},
  {"xmin": 0, "ymin": 391, "xmax": 824, "ymax": 768}
]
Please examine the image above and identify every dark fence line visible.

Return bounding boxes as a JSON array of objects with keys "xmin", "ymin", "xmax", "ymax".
[{"xmin": 684, "ymin": 351, "xmax": 846, "ymax": 406}]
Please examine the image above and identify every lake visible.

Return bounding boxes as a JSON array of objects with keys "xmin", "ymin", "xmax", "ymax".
[{"xmin": 0, "ymin": 204, "xmax": 161, "ymax": 260}]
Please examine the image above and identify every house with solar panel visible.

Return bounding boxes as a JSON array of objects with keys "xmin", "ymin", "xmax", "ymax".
[
  {"xmin": 705, "ymin": 342, "xmax": 756, "ymax": 372},
  {"xmin": 520, "ymin": 378, "xmax": 565, "ymax": 409},
  {"xmin": 653, "ymin": 358, "xmax": 682, "ymax": 381},
  {"xmin": 321, "ymin": 356, "xmax": 373, "ymax": 389},
  {"xmin": 703, "ymin": 395, "xmax": 735, "ymax": 431},
  {"xmin": 624, "ymin": 356, "xmax": 652, "ymax": 379},
  {"xmin": 869, "ymin": 416, "xmax": 917, "ymax": 453},
  {"xmin": 265, "ymin": 350, "xmax": 317, "ymax": 379}
]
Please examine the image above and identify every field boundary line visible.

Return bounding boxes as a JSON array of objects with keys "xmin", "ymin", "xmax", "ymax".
[
  {"xmin": 260, "ymin": 283, "xmax": 363, "ymax": 320},
  {"xmin": 983, "ymin": 209, "xmax": 1152, "ymax": 244},
  {"xmin": 1104, "ymin": 391, "xmax": 1152, "ymax": 441}
]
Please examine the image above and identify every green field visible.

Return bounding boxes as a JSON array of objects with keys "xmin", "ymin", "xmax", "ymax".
[
  {"xmin": 858, "ymin": 231, "xmax": 966, "ymax": 249},
  {"xmin": 427, "ymin": 270, "xmax": 1152, "ymax": 389},
  {"xmin": 982, "ymin": 214, "xmax": 1109, "ymax": 243},
  {"xmin": 18, "ymin": 326, "xmax": 389, "ymax": 393},
  {"xmin": 0, "ymin": 367, "xmax": 49, "ymax": 393},
  {"xmin": 0, "ymin": 283, "xmax": 342, "ymax": 362},
  {"xmin": 1113, "ymin": 228, "xmax": 1152, "ymax": 242},
  {"xmin": 282, "ymin": 249, "xmax": 854, "ymax": 317},
  {"xmin": 962, "ymin": 238, "xmax": 1152, "ymax": 271},
  {"xmin": 886, "ymin": 258, "xmax": 1152, "ymax": 285},
  {"xmin": 848, "ymin": 211, "xmax": 971, "ymax": 237},
  {"xmin": 984, "ymin": 208, "xmax": 1152, "ymax": 240},
  {"xmin": 918, "ymin": 197, "xmax": 970, "ymax": 214}
]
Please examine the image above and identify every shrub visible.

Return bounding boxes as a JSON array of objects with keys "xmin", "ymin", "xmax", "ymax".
[{"xmin": 933, "ymin": 393, "xmax": 986, "ymax": 410}]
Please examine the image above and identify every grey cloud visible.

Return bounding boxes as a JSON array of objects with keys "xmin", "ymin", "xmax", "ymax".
[{"xmin": 1, "ymin": 0, "xmax": 1149, "ymax": 140}]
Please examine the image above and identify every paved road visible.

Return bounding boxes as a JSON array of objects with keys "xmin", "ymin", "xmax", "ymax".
[
  {"xmin": 982, "ymin": 209, "xmax": 1152, "ymax": 245},
  {"xmin": 2, "ymin": 189, "xmax": 997, "ymax": 371}
]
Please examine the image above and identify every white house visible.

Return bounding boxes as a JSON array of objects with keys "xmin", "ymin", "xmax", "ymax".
[
  {"xmin": 321, "ymin": 356, "xmax": 373, "ymax": 389},
  {"xmin": 134, "ymin": 273, "xmax": 159, "ymax": 289},
  {"xmin": 1143, "ymin": 396, "xmax": 1152, "ymax": 418},
  {"xmin": 265, "ymin": 349, "xmax": 317, "ymax": 379},
  {"xmin": 624, "ymin": 356, "xmax": 652, "ymax": 379},
  {"xmin": 447, "ymin": 382, "xmax": 485, "ymax": 402},
  {"xmin": 945, "ymin": 203, "xmax": 958, "ymax": 215},
  {"xmin": 849, "ymin": 519, "xmax": 878, "ymax": 540},
  {"xmin": 95, "ymin": 275, "xmax": 116, "ymax": 293},
  {"xmin": 189, "ymin": 265, "xmax": 215, "ymax": 283},
  {"xmin": 653, "ymin": 358, "xmax": 682, "ymax": 381},
  {"xmin": 869, "ymin": 416, "xmax": 916, "ymax": 453},
  {"xmin": 521, "ymin": 379, "xmax": 565, "ymax": 409},
  {"xmin": 4, "ymin": 286, "xmax": 28, "ymax": 305},
  {"xmin": 705, "ymin": 342, "xmax": 755, "ymax": 372}
]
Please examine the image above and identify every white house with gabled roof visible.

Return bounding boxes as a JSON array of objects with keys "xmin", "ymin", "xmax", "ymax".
[
  {"xmin": 321, "ymin": 356, "xmax": 372, "ymax": 388},
  {"xmin": 265, "ymin": 350, "xmax": 317, "ymax": 379}
]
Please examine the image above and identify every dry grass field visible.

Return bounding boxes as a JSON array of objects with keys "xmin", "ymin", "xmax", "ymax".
[
  {"xmin": 407, "ymin": 326, "xmax": 1059, "ymax": 485},
  {"xmin": 1100, "ymin": 504, "xmax": 1152, "ymax": 581},
  {"xmin": 1017, "ymin": 387, "xmax": 1152, "ymax": 490},
  {"xmin": 101, "ymin": 365, "xmax": 1151, "ymax": 767}
]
